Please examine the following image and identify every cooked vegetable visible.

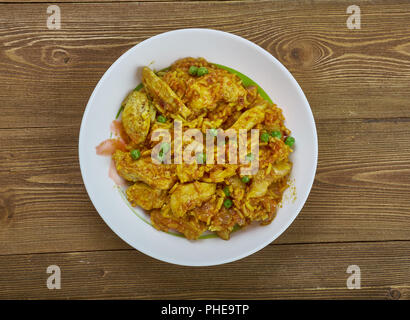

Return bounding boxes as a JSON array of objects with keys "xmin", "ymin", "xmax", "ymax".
[
  {"xmin": 285, "ymin": 136, "xmax": 295, "ymax": 147},
  {"xmin": 197, "ymin": 66, "xmax": 209, "ymax": 76},
  {"xmin": 160, "ymin": 142, "xmax": 170, "ymax": 154},
  {"xmin": 261, "ymin": 132, "xmax": 270, "ymax": 143},
  {"xmin": 223, "ymin": 186, "xmax": 230, "ymax": 197},
  {"xmin": 271, "ymin": 131, "xmax": 282, "ymax": 138},
  {"xmin": 157, "ymin": 142, "xmax": 170, "ymax": 162},
  {"xmin": 223, "ymin": 198, "xmax": 233, "ymax": 209},
  {"xmin": 130, "ymin": 149, "xmax": 141, "ymax": 160},
  {"xmin": 157, "ymin": 115, "xmax": 167, "ymax": 123},
  {"xmin": 241, "ymin": 176, "xmax": 250, "ymax": 183},
  {"xmin": 188, "ymin": 66, "xmax": 198, "ymax": 75}
]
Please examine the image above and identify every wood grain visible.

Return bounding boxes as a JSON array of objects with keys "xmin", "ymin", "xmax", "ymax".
[
  {"xmin": 1, "ymin": 119, "xmax": 409, "ymax": 255},
  {"xmin": 0, "ymin": 0, "xmax": 184, "ymax": 2},
  {"xmin": 0, "ymin": 241, "xmax": 409, "ymax": 299},
  {"xmin": 0, "ymin": 0, "xmax": 409, "ymax": 299}
]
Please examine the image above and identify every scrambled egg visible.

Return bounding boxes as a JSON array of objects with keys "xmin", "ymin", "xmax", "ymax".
[{"xmin": 112, "ymin": 57, "xmax": 293, "ymax": 240}]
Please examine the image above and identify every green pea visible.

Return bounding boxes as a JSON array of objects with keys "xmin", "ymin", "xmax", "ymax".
[
  {"xmin": 223, "ymin": 186, "xmax": 230, "ymax": 197},
  {"xmin": 209, "ymin": 128, "xmax": 218, "ymax": 137},
  {"xmin": 188, "ymin": 66, "xmax": 198, "ymax": 75},
  {"xmin": 130, "ymin": 149, "xmax": 141, "ymax": 160},
  {"xmin": 285, "ymin": 136, "xmax": 295, "ymax": 147},
  {"xmin": 245, "ymin": 153, "xmax": 254, "ymax": 162},
  {"xmin": 196, "ymin": 152, "xmax": 206, "ymax": 164},
  {"xmin": 157, "ymin": 142, "xmax": 170, "ymax": 162},
  {"xmin": 271, "ymin": 130, "xmax": 282, "ymax": 139},
  {"xmin": 261, "ymin": 132, "xmax": 270, "ymax": 143},
  {"xmin": 241, "ymin": 176, "xmax": 250, "ymax": 183},
  {"xmin": 223, "ymin": 198, "xmax": 233, "ymax": 209},
  {"xmin": 160, "ymin": 142, "xmax": 170, "ymax": 154},
  {"xmin": 158, "ymin": 149, "xmax": 164, "ymax": 161},
  {"xmin": 197, "ymin": 67, "xmax": 209, "ymax": 76},
  {"xmin": 157, "ymin": 115, "xmax": 167, "ymax": 123}
]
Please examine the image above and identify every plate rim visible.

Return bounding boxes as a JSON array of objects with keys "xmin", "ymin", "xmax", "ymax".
[{"xmin": 78, "ymin": 28, "xmax": 318, "ymax": 266}]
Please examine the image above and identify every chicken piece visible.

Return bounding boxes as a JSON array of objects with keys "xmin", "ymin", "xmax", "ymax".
[
  {"xmin": 208, "ymin": 207, "xmax": 247, "ymax": 240},
  {"xmin": 230, "ymin": 102, "xmax": 268, "ymax": 131},
  {"xmin": 176, "ymin": 163, "xmax": 206, "ymax": 183},
  {"xmin": 161, "ymin": 70, "xmax": 190, "ymax": 99},
  {"xmin": 245, "ymin": 196, "xmax": 278, "ymax": 222},
  {"xmin": 220, "ymin": 74, "xmax": 248, "ymax": 105},
  {"xmin": 186, "ymin": 79, "xmax": 216, "ymax": 113},
  {"xmin": 170, "ymin": 182, "xmax": 216, "ymax": 217},
  {"xmin": 189, "ymin": 196, "xmax": 219, "ymax": 224},
  {"xmin": 247, "ymin": 170, "xmax": 274, "ymax": 199},
  {"xmin": 204, "ymin": 165, "xmax": 237, "ymax": 183},
  {"xmin": 247, "ymin": 162, "xmax": 291, "ymax": 199},
  {"xmin": 185, "ymin": 70, "xmax": 248, "ymax": 114},
  {"xmin": 122, "ymin": 90, "xmax": 155, "ymax": 145},
  {"xmin": 112, "ymin": 150, "xmax": 176, "ymax": 190},
  {"xmin": 142, "ymin": 67, "xmax": 191, "ymax": 119},
  {"xmin": 151, "ymin": 206, "xmax": 207, "ymax": 240},
  {"xmin": 270, "ymin": 161, "xmax": 292, "ymax": 180},
  {"xmin": 227, "ymin": 176, "xmax": 246, "ymax": 202},
  {"xmin": 126, "ymin": 182, "xmax": 167, "ymax": 210}
]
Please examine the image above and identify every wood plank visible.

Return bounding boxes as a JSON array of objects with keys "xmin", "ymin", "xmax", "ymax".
[
  {"xmin": 1, "ymin": 1, "xmax": 410, "ymax": 129},
  {"xmin": 0, "ymin": 0, "xmax": 409, "ymax": 300},
  {"xmin": 1, "ymin": 119, "xmax": 409, "ymax": 255},
  {"xmin": 0, "ymin": 241, "xmax": 408, "ymax": 299},
  {"xmin": 0, "ymin": 0, "xmax": 182, "ymax": 2}
]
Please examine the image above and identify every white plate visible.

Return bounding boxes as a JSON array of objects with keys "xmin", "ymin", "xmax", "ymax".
[{"xmin": 79, "ymin": 29, "xmax": 318, "ymax": 266}]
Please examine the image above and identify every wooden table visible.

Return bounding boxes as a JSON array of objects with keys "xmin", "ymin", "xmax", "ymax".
[{"xmin": 1, "ymin": 0, "xmax": 409, "ymax": 299}]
